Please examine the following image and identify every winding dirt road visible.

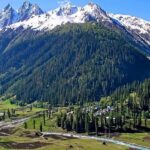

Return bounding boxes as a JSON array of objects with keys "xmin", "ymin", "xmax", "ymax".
[
  {"xmin": 42, "ymin": 132, "xmax": 150, "ymax": 150},
  {"xmin": 0, "ymin": 115, "xmax": 149, "ymax": 150}
]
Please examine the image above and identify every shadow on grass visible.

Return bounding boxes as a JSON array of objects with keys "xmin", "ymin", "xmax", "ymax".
[{"xmin": 0, "ymin": 142, "xmax": 50, "ymax": 149}]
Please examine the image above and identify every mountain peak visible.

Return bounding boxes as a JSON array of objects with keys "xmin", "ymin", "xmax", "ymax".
[
  {"xmin": 82, "ymin": 2, "xmax": 111, "ymax": 23},
  {"xmin": 4, "ymin": 4, "xmax": 13, "ymax": 10},
  {"xmin": 84, "ymin": 2, "xmax": 106, "ymax": 15},
  {"xmin": 55, "ymin": 3, "xmax": 78, "ymax": 16},
  {"xmin": 21, "ymin": 1, "xmax": 32, "ymax": 9},
  {"xmin": 87, "ymin": 2, "xmax": 98, "ymax": 7},
  {"xmin": 0, "ymin": 4, "xmax": 17, "ymax": 28},
  {"xmin": 0, "ymin": 1, "xmax": 44, "ymax": 29},
  {"xmin": 6, "ymin": 2, "xmax": 113, "ymax": 31},
  {"xmin": 18, "ymin": 1, "xmax": 43, "ymax": 21}
]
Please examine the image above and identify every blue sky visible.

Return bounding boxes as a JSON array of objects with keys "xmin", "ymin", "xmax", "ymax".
[{"xmin": 0, "ymin": 0, "xmax": 150, "ymax": 21}]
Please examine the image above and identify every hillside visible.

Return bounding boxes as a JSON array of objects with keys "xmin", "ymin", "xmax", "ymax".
[{"xmin": 0, "ymin": 23, "xmax": 150, "ymax": 104}]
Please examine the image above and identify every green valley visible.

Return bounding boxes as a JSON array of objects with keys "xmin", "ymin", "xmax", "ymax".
[{"xmin": 0, "ymin": 1, "xmax": 150, "ymax": 149}]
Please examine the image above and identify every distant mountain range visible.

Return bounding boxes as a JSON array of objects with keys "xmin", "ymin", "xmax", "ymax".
[
  {"xmin": 0, "ymin": 1, "xmax": 150, "ymax": 52},
  {"xmin": 0, "ymin": 1, "xmax": 150, "ymax": 104}
]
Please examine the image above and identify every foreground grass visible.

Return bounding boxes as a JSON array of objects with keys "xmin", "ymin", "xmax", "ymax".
[
  {"xmin": 1, "ymin": 127, "xmax": 150, "ymax": 150},
  {"xmin": 0, "ymin": 133, "xmax": 128, "ymax": 150},
  {"xmin": 38, "ymin": 138, "xmax": 127, "ymax": 150},
  {"xmin": 23, "ymin": 108, "xmax": 150, "ymax": 148},
  {"xmin": 114, "ymin": 132, "xmax": 150, "ymax": 148}
]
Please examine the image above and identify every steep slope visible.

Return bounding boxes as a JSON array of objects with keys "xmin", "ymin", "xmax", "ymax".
[
  {"xmin": 0, "ymin": 23, "xmax": 150, "ymax": 105},
  {"xmin": 0, "ymin": 4, "xmax": 17, "ymax": 28},
  {"xmin": 110, "ymin": 14, "xmax": 150, "ymax": 46},
  {"xmin": 0, "ymin": 1, "xmax": 43, "ymax": 29},
  {"xmin": 18, "ymin": 1, "xmax": 44, "ymax": 21}
]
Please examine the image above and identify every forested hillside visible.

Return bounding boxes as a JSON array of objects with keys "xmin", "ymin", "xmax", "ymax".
[
  {"xmin": 0, "ymin": 23, "xmax": 150, "ymax": 105},
  {"xmin": 55, "ymin": 78, "xmax": 150, "ymax": 134},
  {"xmin": 110, "ymin": 78, "xmax": 150, "ymax": 112}
]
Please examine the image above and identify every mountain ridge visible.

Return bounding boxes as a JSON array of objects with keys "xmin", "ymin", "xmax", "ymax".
[
  {"xmin": 0, "ymin": 2, "xmax": 150, "ymax": 54},
  {"xmin": 0, "ymin": 4, "xmax": 17, "ymax": 28},
  {"xmin": 110, "ymin": 14, "xmax": 150, "ymax": 47},
  {"xmin": 0, "ymin": 1, "xmax": 44, "ymax": 29}
]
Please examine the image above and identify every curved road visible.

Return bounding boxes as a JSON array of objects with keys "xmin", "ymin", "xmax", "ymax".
[
  {"xmin": 42, "ymin": 132, "xmax": 150, "ymax": 150},
  {"xmin": 0, "ymin": 116, "xmax": 150, "ymax": 150}
]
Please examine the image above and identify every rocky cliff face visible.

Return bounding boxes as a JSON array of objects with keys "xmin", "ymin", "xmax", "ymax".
[{"xmin": 0, "ymin": 1, "xmax": 43, "ymax": 29}]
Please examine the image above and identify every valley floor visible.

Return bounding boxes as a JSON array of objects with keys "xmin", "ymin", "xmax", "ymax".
[
  {"xmin": 0, "ymin": 99, "xmax": 150, "ymax": 150},
  {"xmin": 0, "ymin": 134, "xmax": 128, "ymax": 150},
  {"xmin": 0, "ymin": 126, "xmax": 150, "ymax": 150}
]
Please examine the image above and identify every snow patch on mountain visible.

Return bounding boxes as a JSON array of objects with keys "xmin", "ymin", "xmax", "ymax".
[
  {"xmin": 18, "ymin": 1, "xmax": 44, "ymax": 21},
  {"xmin": 110, "ymin": 14, "xmax": 150, "ymax": 45},
  {"xmin": 0, "ymin": 1, "xmax": 43, "ymax": 29},
  {"xmin": 5, "ymin": 3, "xmax": 113, "ymax": 31},
  {"xmin": 0, "ymin": 4, "xmax": 17, "ymax": 28},
  {"xmin": 1, "ymin": 1, "xmax": 150, "ymax": 48}
]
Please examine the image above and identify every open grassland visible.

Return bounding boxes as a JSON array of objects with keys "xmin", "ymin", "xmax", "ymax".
[
  {"xmin": 0, "ymin": 126, "xmax": 149, "ymax": 150},
  {"xmin": 0, "ymin": 133, "xmax": 128, "ymax": 150},
  {"xmin": 0, "ymin": 99, "xmax": 45, "ymax": 120},
  {"xmin": 114, "ymin": 132, "xmax": 150, "ymax": 148},
  {"xmin": 0, "ymin": 101, "xmax": 150, "ymax": 149}
]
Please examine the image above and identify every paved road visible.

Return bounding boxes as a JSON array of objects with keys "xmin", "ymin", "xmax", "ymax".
[{"xmin": 42, "ymin": 132, "xmax": 150, "ymax": 150}]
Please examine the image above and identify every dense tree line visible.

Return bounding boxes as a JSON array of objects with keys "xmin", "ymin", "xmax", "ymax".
[
  {"xmin": 110, "ymin": 79, "xmax": 150, "ymax": 128},
  {"xmin": 56, "ymin": 78, "xmax": 150, "ymax": 134},
  {"xmin": 56, "ymin": 105, "xmax": 149, "ymax": 134}
]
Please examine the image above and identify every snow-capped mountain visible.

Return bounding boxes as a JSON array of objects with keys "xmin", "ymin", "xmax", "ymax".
[
  {"xmin": 55, "ymin": 2, "xmax": 79, "ymax": 16},
  {"xmin": 18, "ymin": 1, "xmax": 44, "ymax": 21},
  {"xmin": 0, "ymin": 4, "xmax": 17, "ymax": 28},
  {"xmin": 0, "ymin": 1, "xmax": 43, "ymax": 29},
  {"xmin": 110, "ymin": 14, "xmax": 150, "ymax": 46},
  {"xmin": 5, "ymin": 3, "xmax": 114, "ymax": 31},
  {"xmin": 0, "ymin": 1, "xmax": 150, "ymax": 49}
]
